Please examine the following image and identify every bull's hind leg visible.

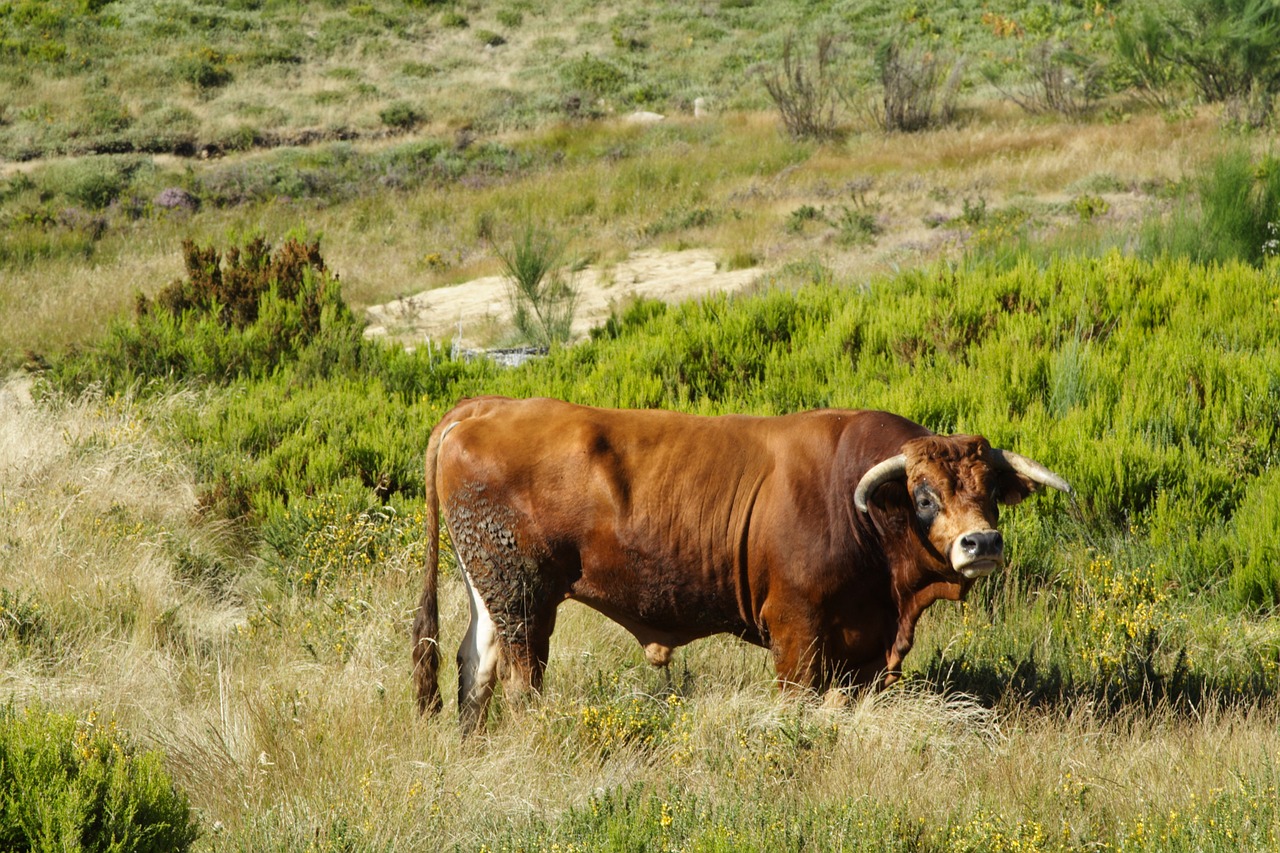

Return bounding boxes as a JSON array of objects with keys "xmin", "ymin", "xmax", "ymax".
[
  {"xmin": 456, "ymin": 557, "xmax": 502, "ymax": 736},
  {"xmin": 500, "ymin": 603, "xmax": 557, "ymax": 707},
  {"xmin": 446, "ymin": 487, "xmax": 560, "ymax": 734}
]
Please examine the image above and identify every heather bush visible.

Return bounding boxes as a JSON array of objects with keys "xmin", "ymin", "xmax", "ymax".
[
  {"xmin": 760, "ymin": 34, "xmax": 845, "ymax": 141},
  {"xmin": 0, "ymin": 705, "xmax": 198, "ymax": 852},
  {"xmin": 876, "ymin": 38, "xmax": 963, "ymax": 131},
  {"xmin": 42, "ymin": 235, "xmax": 356, "ymax": 395}
]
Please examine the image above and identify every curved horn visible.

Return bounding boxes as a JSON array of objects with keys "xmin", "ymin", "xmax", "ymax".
[
  {"xmin": 990, "ymin": 448, "xmax": 1073, "ymax": 495},
  {"xmin": 854, "ymin": 454, "xmax": 908, "ymax": 513}
]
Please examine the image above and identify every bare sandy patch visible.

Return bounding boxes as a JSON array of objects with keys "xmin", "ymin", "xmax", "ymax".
[{"xmin": 363, "ymin": 247, "xmax": 764, "ymax": 350}]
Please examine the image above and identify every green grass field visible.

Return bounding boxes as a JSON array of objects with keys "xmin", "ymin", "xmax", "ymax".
[{"xmin": 4, "ymin": 0, "xmax": 1280, "ymax": 849}]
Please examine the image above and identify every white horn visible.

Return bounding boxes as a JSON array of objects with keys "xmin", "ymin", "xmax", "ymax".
[
  {"xmin": 990, "ymin": 449, "xmax": 1073, "ymax": 495},
  {"xmin": 854, "ymin": 454, "xmax": 908, "ymax": 513}
]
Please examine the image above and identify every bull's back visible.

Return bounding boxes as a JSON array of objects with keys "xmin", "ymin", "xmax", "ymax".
[
  {"xmin": 432, "ymin": 398, "xmax": 901, "ymax": 645},
  {"xmin": 435, "ymin": 397, "xmax": 769, "ymax": 532}
]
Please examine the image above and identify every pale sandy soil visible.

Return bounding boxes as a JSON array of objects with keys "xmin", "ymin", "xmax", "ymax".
[
  {"xmin": 363, "ymin": 247, "xmax": 766, "ymax": 350},
  {"xmin": 360, "ymin": 184, "xmax": 1146, "ymax": 352}
]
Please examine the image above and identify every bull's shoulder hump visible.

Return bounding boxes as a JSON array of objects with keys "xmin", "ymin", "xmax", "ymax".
[{"xmin": 834, "ymin": 409, "xmax": 935, "ymax": 439}]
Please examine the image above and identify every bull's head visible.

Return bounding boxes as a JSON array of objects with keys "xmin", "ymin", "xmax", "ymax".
[{"xmin": 853, "ymin": 436, "xmax": 1072, "ymax": 579}]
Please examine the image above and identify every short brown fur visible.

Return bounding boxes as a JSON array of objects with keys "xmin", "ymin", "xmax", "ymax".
[{"xmin": 413, "ymin": 396, "xmax": 1061, "ymax": 732}]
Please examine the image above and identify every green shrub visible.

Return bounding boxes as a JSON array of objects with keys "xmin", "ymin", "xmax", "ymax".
[
  {"xmin": 589, "ymin": 297, "xmax": 668, "ymax": 342},
  {"xmin": 151, "ymin": 234, "xmax": 335, "ymax": 330},
  {"xmin": 960, "ymin": 195, "xmax": 987, "ymax": 225},
  {"xmin": 1072, "ymin": 193, "xmax": 1110, "ymax": 222},
  {"xmin": 1141, "ymin": 148, "xmax": 1280, "ymax": 266},
  {"xmin": 495, "ymin": 223, "xmax": 579, "ymax": 348},
  {"xmin": 440, "ymin": 10, "xmax": 467, "ymax": 28},
  {"xmin": 38, "ymin": 156, "xmax": 137, "ymax": 210},
  {"xmin": 642, "ymin": 204, "xmax": 718, "ymax": 237},
  {"xmin": 378, "ymin": 100, "xmax": 424, "ymax": 130},
  {"xmin": 1227, "ymin": 468, "xmax": 1280, "ymax": 608},
  {"xmin": 562, "ymin": 53, "xmax": 628, "ymax": 98},
  {"xmin": 172, "ymin": 48, "xmax": 234, "ymax": 91},
  {"xmin": 0, "ymin": 705, "xmax": 199, "ymax": 852},
  {"xmin": 833, "ymin": 204, "xmax": 880, "ymax": 246},
  {"xmin": 42, "ymin": 235, "xmax": 356, "ymax": 395},
  {"xmin": 786, "ymin": 204, "xmax": 824, "ymax": 233},
  {"xmin": 178, "ymin": 358, "xmax": 470, "ymax": 520}
]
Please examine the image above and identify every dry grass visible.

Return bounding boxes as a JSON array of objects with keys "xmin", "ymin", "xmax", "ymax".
[
  {"xmin": 3, "ymin": 105, "xmax": 1235, "ymax": 368},
  {"xmin": 2, "ymin": 377, "xmax": 1278, "ymax": 849}
]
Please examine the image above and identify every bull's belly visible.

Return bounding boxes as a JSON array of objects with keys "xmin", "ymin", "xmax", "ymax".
[{"xmin": 567, "ymin": 584, "xmax": 763, "ymax": 653}]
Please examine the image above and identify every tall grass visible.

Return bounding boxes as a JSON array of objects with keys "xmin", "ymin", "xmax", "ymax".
[
  {"xmin": 1142, "ymin": 147, "xmax": 1280, "ymax": 265},
  {"xmin": 11, "ymin": 239, "xmax": 1280, "ymax": 847},
  {"xmin": 2, "ymin": 383, "xmax": 1277, "ymax": 850},
  {"xmin": 495, "ymin": 223, "xmax": 579, "ymax": 348}
]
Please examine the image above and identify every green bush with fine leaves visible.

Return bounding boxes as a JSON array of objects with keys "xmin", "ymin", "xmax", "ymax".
[
  {"xmin": 0, "ymin": 706, "xmax": 198, "ymax": 852},
  {"xmin": 43, "ymin": 235, "xmax": 1280, "ymax": 610}
]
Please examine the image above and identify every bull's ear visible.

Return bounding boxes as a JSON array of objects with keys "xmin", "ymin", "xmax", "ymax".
[
  {"xmin": 995, "ymin": 471, "xmax": 1036, "ymax": 507},
  {"xmin": 989, "ymin": 448, "xmax": 1072, "ymax": 506},
  {"xmin": 873, "ymin": 480, "xmax": 912, "ymax": 510},
  {"xmin": 854, "ymin": 453, "xmax": 908, "ymax": 512}
]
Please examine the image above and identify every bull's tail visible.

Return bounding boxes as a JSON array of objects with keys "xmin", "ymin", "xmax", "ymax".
[{"xmin": 412, "ymin": 417, "xmax": 447, "ymax": 715}]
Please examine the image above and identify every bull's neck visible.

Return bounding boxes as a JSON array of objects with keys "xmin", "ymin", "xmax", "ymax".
[{"xmin": 893, "ymin": 572, "xmax": 969, "ymax": 621}]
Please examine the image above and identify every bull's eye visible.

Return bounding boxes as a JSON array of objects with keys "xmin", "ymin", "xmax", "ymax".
[{"xmin": 913, "ymin": 487, "xmax": 940, "ymax": 524}]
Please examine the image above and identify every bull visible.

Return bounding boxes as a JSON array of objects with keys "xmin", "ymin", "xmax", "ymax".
[{"xmin": 411, "ymin": 396, "xmax": 1071, "ymax": 733}]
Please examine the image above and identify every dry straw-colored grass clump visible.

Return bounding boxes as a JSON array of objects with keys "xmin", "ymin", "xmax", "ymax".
[{"xmin": 3, "ymin": 375, "xmax": 1279, "ymax": 849}]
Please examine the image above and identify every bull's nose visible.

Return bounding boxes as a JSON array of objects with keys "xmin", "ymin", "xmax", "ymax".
[
  {"xmin": 959, "ymin": 530, "xmax": 1003, "ymax": 559},
  {"xmin": 951, "ymin": 530, "xmax": 1006, "ymax": 578}
]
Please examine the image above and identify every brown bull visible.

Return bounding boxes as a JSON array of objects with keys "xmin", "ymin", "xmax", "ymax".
[{"xmin": 411, "ymin": 396, "xmax": 1070, "ymax": 733}]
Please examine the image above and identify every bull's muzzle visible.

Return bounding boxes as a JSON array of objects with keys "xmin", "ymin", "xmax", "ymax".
[{"xmin": 951, "ymin": 529, "xmax": 1005, "ymax": 579}]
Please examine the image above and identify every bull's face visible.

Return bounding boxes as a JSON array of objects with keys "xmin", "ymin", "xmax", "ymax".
[
  {"xmin": 854, "ymin": 435, "xmax": 1072, "ymax": 580},
  {"xmin": 903, "ymin": 437, "xmax": 1016, "ymax": 579}
]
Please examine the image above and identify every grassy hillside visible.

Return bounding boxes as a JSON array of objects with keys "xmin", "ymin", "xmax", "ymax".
[
  {"xmin": 0, "ymin": 0, "xmax": 1113, "ymax": 160},
  {"xmin": 4, "ymin": 0, "xmax": 1280, "ymax": 849},
  {"xmin": 3, "ymin": 0, "xmax": 1233, "ymax": 368},
  {"xmin": 0, "ymin": 106, "xmax": 1230, "ymax": 371},
  {"xmin": 6, "ymin": 240, "xmax": 1280, "ymax": 849}
]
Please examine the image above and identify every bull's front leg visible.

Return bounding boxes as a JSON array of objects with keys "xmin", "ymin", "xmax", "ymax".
[
  {"xmin": 882, "ymin": 627, "xmax": 914, "ymax": 687},
  {"xmin": 883, "ymin": 581, "xmax": 968, "ymax": 687},
  {"xmin": 768, "ymin": 619, "xmax": 832, "ymax": 697}
]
